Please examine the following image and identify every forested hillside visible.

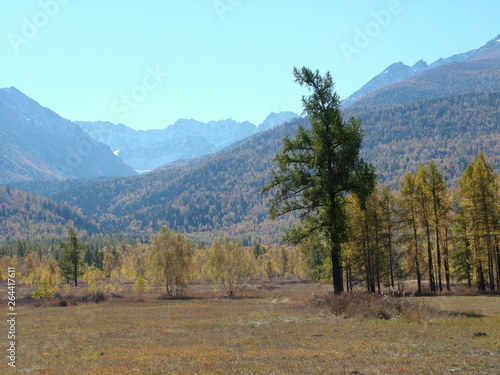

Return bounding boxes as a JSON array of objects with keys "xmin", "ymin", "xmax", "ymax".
[
  {"xmin": 3, "ymin": 38, "xmax": 499, "ymax": 242},
  {"xmin": 349, "ymin": 45, "xmax": 500, "ymax": 108},
  {"xmin": 350, "ymin": 92, "xmax": 500, "ymax": 186},
  {"xmin": 7, "ymin": 89, "xmax": 499, "ymax": 241},
  {"xmin": 0, "ymin": 88, "xmax": 137, "ymax": 184},
  {"xmin": 41, "ymin": 119, "xmax": 306, "ymax": 240},
  {"xmin": 0, "ymin": 186, "xmax": 98, "ymax": 241}
]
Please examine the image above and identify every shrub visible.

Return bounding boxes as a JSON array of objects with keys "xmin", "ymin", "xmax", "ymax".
[
  {"xmin": 63, "ymin": 283, "xmax": 71, "ymax": 294},
  {"xmin": 132, "ymin": 275, "xmax": 151, "ymax": 296},
  {"xmin": 310, "ymin": 292, "xmax": 436, "ymax": 321},
  {"xmin": 31, "ymin": 279, "xmax": 59, "ymax": 300},
  {"xmin": 88, "ymin": 277, "xmax": 98, "ymax": 300}
]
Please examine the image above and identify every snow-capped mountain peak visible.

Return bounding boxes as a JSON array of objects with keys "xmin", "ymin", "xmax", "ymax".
[{"xmin": 76, "ymin": 111, "xmax": 300, "ymax": 171}]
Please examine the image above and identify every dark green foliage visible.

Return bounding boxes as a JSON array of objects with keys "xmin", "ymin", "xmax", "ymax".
[
  {"xmin": 59, "ymin": 228, "xmax": 85, "ymax": 286},
  {"xmin": 301, "ymin": 236, "xmax": 330, "ymax": 282},
  {"xmin": 253, "ymin": 244, "xmax": 267, "ymax": 258},
  {"xmin": 262, "ymin": 67, "xmax": 376, "ymax": 293}
]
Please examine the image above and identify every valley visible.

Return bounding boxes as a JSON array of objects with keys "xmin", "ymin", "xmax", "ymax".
[{"xmin": 1, "ymin": 28, "xmax": 499, "ymax": 375}]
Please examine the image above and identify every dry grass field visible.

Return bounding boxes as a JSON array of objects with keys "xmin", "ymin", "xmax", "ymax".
[{"xmin": 2, "ymin": 281, "xmax": 499, "ymax": 374}]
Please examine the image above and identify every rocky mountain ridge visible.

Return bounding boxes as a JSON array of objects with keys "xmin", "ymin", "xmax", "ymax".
[
  {"xmin": 76, "ymin": 111, "xmax": 299, "ymax": 171},
  {"xmin": 342, "ymin": 34, "xmax": 500, "ymax": 106},
  {"xmin": 0, "ymin": 87, "xmax": 137, "ymax": 184}
]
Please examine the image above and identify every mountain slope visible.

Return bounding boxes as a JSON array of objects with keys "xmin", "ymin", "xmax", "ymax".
[
  {"xmin": 0, "ymin": 186, "xmax": 98, "ymax": 241},
  {"xmin": 0, "ymin": 87, "xmax": 137, "ymax": 184},
  {"xmin": 5, "ymin": 36, "xmax": 500, "ymax": 242},
  {"xmin": 349, "ymin": 92, "xmax": 500, "ymax": 186},
  {"xmin": 76, "ymin": 112, "xmax": 299, "ymax": 171},
  {"xmin": 343, "ymin": 34, "xmax": 500, "ymax": 107},
  {"xmin": 50, "ymin": 91, "xmax": 498, "ymax": 236},
  {"xmin": 347, "ymin": 39, "xmax": 500, "ymax": 109},
  {"xmin": 257, "ymin": 112, "xmax": 300, "ymax": 132},
  {"xmin": 342, "ymin": 60, "xmax": 428, "ymax": 106},
  {"xmin": 43, "ymin": 119, "xmax": 305, "ymax": 239}
]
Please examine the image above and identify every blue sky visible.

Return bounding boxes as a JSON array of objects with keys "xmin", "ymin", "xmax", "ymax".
[{"xmin": 0, "ymin": 0, "xmax": 499, "ymax": 130}]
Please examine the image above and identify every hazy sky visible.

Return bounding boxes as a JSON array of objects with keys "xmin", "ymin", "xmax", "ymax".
[{"xmin": 1, "ymin": 0, "xmax": 499, "ymax": 130}]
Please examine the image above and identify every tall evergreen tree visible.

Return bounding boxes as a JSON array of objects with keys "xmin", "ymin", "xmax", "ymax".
[
  {"xmin": 59, "ymin": 228, "xmax": 85, "ymax": 287},
  {"xmin": 262, "ymin": 67, "xmax": 376, "ymax": 293},
  {"xmin": 380, "ymin": 185, "xmax": 397, "ymax": 289},
  {"xmin": 456, "ymin": 153, "xmax": 500, "ymax": 291},
  {"xmin": 398, "ymin": 172, "xmax": 423, "ymax": 294},
  {"xmin": 415, "ymin": 165, "xmax": 437, "ymax": 293},
  {"xmin": 424, "ymin": 161, "xmax": 452, "ymax": 291},
  {"xmin": 452, "ymin": 206, "xmax": 473, "ymax": 287}
]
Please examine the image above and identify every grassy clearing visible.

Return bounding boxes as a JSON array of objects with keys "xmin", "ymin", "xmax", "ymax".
[
  {"xmin": 2, "ymin": 281, "xmax": 499, "ymax": 374},
  {"xmin": 412, "ymin": 295, "xmax": 500, "ymax": 316}
]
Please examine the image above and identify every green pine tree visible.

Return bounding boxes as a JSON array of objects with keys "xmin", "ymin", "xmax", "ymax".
[
  {"xmin": 262, "ymin": 67, "xmax": 376, "ymax": 293},
  {"xmin": 59, "ymin": 228, "xmax": 85, "ymax": 287}
]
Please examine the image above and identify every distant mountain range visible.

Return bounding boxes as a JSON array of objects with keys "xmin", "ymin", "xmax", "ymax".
[
  {"xmin": 342, "ymin": 33, "xmax": 500, "ymax": 106},
  {"xmin": 76, "ymin": 112, "xmax": 299, "ymax": 171},
  {"xmin": 0, "ymin": 85, "xmax": 298, "ymax": 182},
  {"xmin": 0, "ymin": 87, "xmax": 137, "ymax": 184},
  {"xmin": 15, "ymin": 92, "xmax": 499, "ymax": 241},
  {"xmin": 3, "ymin": 34, "xmax": 500, "ymax": 242}
]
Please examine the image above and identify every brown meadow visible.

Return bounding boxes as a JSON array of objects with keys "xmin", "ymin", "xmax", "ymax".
[{"xmin": 2, "ymin": 281, "xmax": 499, "ymax": 374}]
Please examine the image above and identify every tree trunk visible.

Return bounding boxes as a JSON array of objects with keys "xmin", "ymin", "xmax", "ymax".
[
  {"xmin": 331, "ymin": 243, "xmax": 343, "ymax": 294},
  {"xmin": 411, "ymin": 215, "xmax": 422, "ymax": 294},
  {"xmin": 363, "ymin": 214, "xmax": 376, "ymax": 293},
  {"xmin": 374, "ymin": 218, "xmax": 381, "ymax": 294},
  {"xmin": 443, "ymin": 231, "xmax": 451, "ymax": 291},
  {"xmin": 496, "ymin": 244, "xmax": 500, "ymax": 291},
  {"xmin": 431, "ymin": 186, "xmax": 443, "ymax": 292},
  {"xmin": 435, "ymin": 225, "xmax": 443, "ymax": 292},
  {"xmin": 74, "ymin": 262, "xmax": 78, "ymax": 287},
  {"xmin": 477, "ymin": 261, "xmax": 486, "ymax": 292},
  {"xmin": 424, "ymin": 222, "xmax": 436, "ymax": 292},
  {"xmin": 387, "ymin": 227, "xmax": 395, "ymax": 289},
  {"xmin": 345, "ymin": 261, "xmax": 352, "ymax": 293}
]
